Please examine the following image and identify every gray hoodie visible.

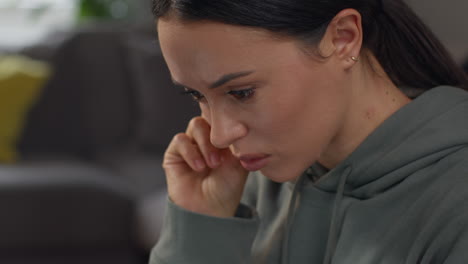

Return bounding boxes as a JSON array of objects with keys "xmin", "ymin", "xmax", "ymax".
[{"xmin": 150, "ymin": 86, "xmax": 468, "ymax": 264}]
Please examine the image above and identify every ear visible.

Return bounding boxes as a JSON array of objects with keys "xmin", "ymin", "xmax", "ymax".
[{"xmin": 318, "ymin": 9, "xmax": 363, "ymax": 69}]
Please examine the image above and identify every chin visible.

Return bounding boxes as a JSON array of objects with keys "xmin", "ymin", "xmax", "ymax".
[
  {"xmin": 260, "ymin": 161, "xmax": 307, "ymax": 183},
  {"xmin": 259, "ymin": 166, "xmax": 300, "ymax": 183}
]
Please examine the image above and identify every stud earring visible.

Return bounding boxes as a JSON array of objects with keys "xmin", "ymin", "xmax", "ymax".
[{"xmin": 351, "ymin": 56, "xmax": 359, "ymax": 62}]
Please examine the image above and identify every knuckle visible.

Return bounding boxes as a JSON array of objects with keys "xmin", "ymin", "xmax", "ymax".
[
  {"xmin": 189, "ymin": 116, "xmax": 208, "ymax": 129},
  {"xmin": 161, "ymin": 161, "xmax": 170, "ymax": 171},
  {"xmin": 173, "ymin": 132, "xmax": 189, "ymax": 143}
]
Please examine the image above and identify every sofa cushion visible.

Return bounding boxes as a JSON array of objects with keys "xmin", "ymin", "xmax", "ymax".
[{"xmin": 0, "ymin": 55, "xmax": 50, "ymax": 163}]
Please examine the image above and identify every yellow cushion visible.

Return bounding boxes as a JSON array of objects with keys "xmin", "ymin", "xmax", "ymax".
[{"xmin": 0, "ymin": 55, "xmax": 51, "ymax": 163}]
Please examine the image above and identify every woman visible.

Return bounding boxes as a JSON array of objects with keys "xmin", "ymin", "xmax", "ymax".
[{"xmin": 150, "ymin": 0, "xmax": 468, "ymax": 263}]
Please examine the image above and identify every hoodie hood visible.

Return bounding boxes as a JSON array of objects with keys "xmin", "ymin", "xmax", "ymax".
[
  {"xmin": 282, "ymin": 86, "xmax": 468, "ymax": 264},
  {"xmin": 314, "ymin": 86, "xmax": 468, "ymax": 199}
]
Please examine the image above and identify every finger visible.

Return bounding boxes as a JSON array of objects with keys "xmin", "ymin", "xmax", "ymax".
[
  {"xmin": 165, "ymin": 133, "xmax": 206, "ymax": 172},
  {"xmin": 186, "ymin": 117, "xmax": 222, "ymax": 169}
]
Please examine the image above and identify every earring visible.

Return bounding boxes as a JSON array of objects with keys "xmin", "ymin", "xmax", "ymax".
[{"xmin": 351, "ymin": 56, "xmax": 359, "ymax": 62}]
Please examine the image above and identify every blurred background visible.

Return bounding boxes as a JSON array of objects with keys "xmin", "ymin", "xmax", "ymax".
[
  {"xmin": 0, "ymin": 0, "xmax": 466, "ymax": 264},
  {"xmin": 0, "ymin": 1, "xmax": 198, "ymax": 263}
]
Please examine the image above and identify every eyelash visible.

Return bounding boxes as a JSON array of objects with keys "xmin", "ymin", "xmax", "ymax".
[
  {"xmin": 181, "ymin": 87, "xmax": 256, "ymax": 102},
  {"xmin": 181, "ymin": 89, "xmax": 205, "ymax": 102}
]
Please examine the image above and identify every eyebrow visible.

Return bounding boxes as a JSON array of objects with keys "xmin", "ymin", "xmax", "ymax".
[
  {"xmin": 172, "ymin": 70, "xmax": 254, "ymax": 90},
  {"xmin": 209, "ymin": 71, "xmax": 254, "ymax": 89}
]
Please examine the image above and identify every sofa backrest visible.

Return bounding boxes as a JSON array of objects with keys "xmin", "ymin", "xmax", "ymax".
[
  {"xmin": 18, "ymin": 24, "xmax": 199, "ymax": 160},
  {"xmin": 123, "ymin": 34, "xmax": 199, "ymax": 152}
]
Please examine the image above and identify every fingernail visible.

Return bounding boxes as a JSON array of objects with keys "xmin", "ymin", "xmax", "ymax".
[
  {"xmin": 210, "ymin": 153, "xmax": 220, "ymax": 167},
  {"xmin": 195, "ymin": 159, "xmax": 205, "ymax": 170}
]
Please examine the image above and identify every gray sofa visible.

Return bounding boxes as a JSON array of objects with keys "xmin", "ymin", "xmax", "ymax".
[{"xmin": 0, "ymin": 22, "xmax": 198, "ymax": 264}]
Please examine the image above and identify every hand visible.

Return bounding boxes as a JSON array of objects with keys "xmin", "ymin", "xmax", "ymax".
[{"xmin": 163, "ymin": 116, "xmax": 249, "ymax": 218}]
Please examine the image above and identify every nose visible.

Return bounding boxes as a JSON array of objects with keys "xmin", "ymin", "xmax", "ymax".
[{"xmin": 208, "ymin": 108, "xmax": 247, "ymax": 149}]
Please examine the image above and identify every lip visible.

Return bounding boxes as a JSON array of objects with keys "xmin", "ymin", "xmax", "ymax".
[{"xmin": 237, "ymin": 154, "xmax": 271, "ymax": 171}]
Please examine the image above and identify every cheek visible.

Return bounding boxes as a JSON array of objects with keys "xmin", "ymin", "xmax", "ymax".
[
  {"xmin": 243, "ymin": 90, "xmax": 306, "ymax": 148},
  {"xmin": 251, "ymin": 78, "xmax": 344, "ymax": 150},
  {"xmin": 261, "ymin": 86, "xmax": 311, "ymax": 131}
]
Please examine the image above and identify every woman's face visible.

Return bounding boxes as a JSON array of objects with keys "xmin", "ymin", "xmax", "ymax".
[{"xmin": 157, "ymin": 19, "xmax": 352, "ymax": 182}]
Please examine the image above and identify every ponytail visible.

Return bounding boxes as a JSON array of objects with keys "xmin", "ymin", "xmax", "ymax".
[{"xmin": 363, "ymin": 0, "xmax": 468, "ymax": 95}]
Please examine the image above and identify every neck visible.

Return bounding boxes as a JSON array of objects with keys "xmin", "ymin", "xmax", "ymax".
[{"xmin": 318, "ymin": 56, "xmax": 412, "ymax": 169}]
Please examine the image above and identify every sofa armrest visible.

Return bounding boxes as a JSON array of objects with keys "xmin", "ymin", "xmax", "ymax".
[{"xmin": 0, "ymin": 161, "xmax": 135, "ymax": 250}]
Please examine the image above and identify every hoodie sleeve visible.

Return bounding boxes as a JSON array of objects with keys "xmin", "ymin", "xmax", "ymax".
[{"xmin": 149, "ymin": 199, "xmax": 260, "ymax": 264}]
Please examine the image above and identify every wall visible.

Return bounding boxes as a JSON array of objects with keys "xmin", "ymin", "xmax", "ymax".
[{"xmin": 408, "ymin": 0, "xmax": 468, "ymax": 63}]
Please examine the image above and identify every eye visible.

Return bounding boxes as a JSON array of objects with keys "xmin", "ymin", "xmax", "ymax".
[
  {"xmin": 228, "ymin": 87, "xmax": 255, "ymax": 101},
  {"xmin": 181, "ymin": 88, "xmax": 205, "ymax": 102}
]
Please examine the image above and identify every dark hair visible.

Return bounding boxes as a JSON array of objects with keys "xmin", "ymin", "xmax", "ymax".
[{"xmin": 152, "ymin": 0, "xmax": 468, "ymax": 95}]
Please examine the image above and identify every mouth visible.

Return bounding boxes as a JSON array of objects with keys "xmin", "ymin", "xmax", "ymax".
[{"xmin": 237, "ymin": 154, "xmax": 271, "ymax": 171}]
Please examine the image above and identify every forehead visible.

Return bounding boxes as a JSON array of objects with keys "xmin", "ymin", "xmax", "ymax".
[
  {"xmin": 156, "ymin": 18, "xmax": 282, "ymax": 66},
  {"xmin": 157, "ymin": 18, "xmax": 305, "ymax": 85}
]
